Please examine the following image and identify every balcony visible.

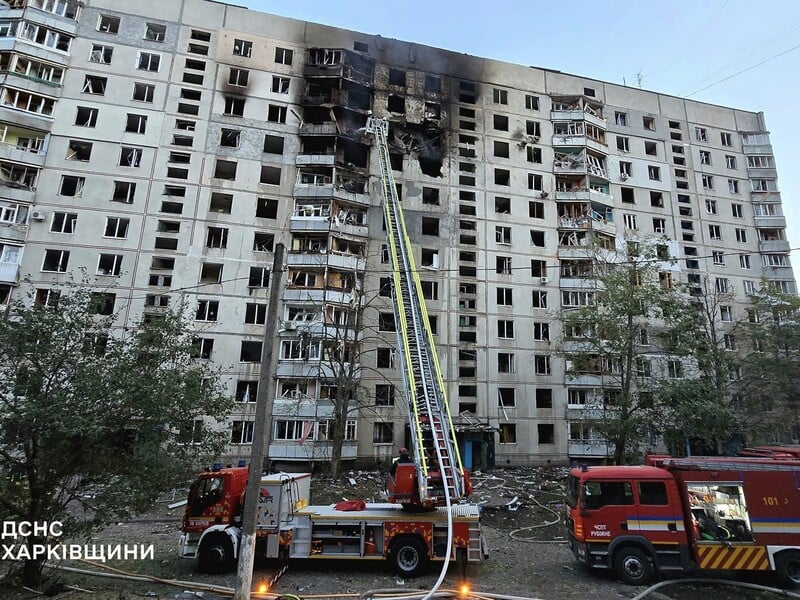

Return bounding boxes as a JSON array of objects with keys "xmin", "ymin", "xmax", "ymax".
[
  {"xmin": 552, "ymin": 133, "xmax": 607, "ymax": 155},
  {"xmin": 299, "ymin": 122, "xmax": 338, "ymax": 136},
  {"xmin": 269, "ymin": 440, "xmax": 358, "ymax": 461},
  {"xmin": 326, "ymin": 251, "xmax": 366, "ymax": 271},
  {"xmin": 743, "ymin": 143, "xmax": 773, "ymax": 155},
  {"xmin": 553, "ymin": 151, "xmax": 608, "ymax": 179},
  {"xmin": 296, "ymin": 153, "xmax": 336, "ymax": 166},
  {"xmin": 554, "ymin": 188, "xmax": 613, "ymax": 205},
  {"xmin": 551, "ymin": 108, "xmax": 606, "ymax": 130},
  {"xmin": 290, "ymin": 215, "xmax": 330, "ymax": 232},
  {"xmin": 758, "ymin": 239, "xmax": 791, "ymax": 253},
  {"xmin": 763, "ymin": 265, "xmax": 795, "ymax": 279},
  {"xmin": 747, "ymin": 167, "xmax": 778, "ymax": 179},
  {"xmin": 283, "ymin": 287, "xmax": 363, "ymax": 307},
  {"xmin": 568, "ymin": 439, "xmax": 613, "ymax": 458},
  {"xmin": 0, "ymin": 260, "xmax": 20, "ymax": 283},
  {"xmin": 753, "ymin": 215, "xmax": 786, "ymax": 229},
  {"xmin": 330, "ymin": 220, "xmax": 368, "ymax": 238}
]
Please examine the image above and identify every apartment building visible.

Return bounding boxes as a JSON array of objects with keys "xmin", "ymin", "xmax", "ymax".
[{"xmin": 1, "ymin": 0, "xmax": 794, "ymax": 467}]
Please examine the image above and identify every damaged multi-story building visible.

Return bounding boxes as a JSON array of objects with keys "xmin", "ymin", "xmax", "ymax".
[{"xmin": 2, "ymin": 0, "xmax": 795, "ymax": 467}]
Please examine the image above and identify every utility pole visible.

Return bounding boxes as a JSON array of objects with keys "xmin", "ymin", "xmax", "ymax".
[{"xmin": 234, "ymin": 243, "xmax": 285, "ymax": 600}]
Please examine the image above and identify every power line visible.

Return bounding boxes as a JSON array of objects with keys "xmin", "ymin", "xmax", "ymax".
[
  {"xmin": 677, "ymin": 20, "xmax": 800, "ymax": 96},
  {"xmin": 651, "ymin": 0, "xmax": 730, "ymax": 85},
  {"xmin": 685, "ymin": 41, "xmax": 800, "ymax": 97}
]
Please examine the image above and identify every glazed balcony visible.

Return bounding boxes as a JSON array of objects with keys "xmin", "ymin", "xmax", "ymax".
[
  {"xmin": 568, "ymin": 439, "xmax": 613, "ymax": 458},
  {"xmin": 551, "ymin": 108, "xmax": 606, "ymax": 130},
  {"xmin": 0, "ymin": 260, "xmax": 20, "ymax": 283}
]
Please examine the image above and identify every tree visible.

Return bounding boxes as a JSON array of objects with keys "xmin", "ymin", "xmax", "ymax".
[
  {"xmin": 0, "ymin": 286, "xmax": 232, "ymax": 586},
  {"xmin": 735, "ymin": 285, "xmax": 800, "ymax": 444},
  {"xmin": 656, "ymin": 275, "xmax": 737, "ymax": 455},
  {"xmin": 558, "ymin": 241, "xmax": 694, "ymax": 463}
]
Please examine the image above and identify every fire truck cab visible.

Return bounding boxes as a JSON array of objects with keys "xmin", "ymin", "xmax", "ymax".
[{"xmin": 566, "ymin": 457, "xmax": 800, "ymax": 587}]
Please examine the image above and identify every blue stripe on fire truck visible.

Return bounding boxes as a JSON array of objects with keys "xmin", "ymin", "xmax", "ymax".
[{"xmin": 750, "ymin": 517, "xmax": 800, "ymax": 534}]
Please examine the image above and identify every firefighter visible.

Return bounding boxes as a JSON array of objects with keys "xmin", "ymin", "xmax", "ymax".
[{"xmin": 390, "ymin": 447, "xmax": 412, "ymax": 477}]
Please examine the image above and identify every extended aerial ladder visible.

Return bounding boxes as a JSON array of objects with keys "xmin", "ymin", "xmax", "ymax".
[{"xmin": 365, "ymin": 117, "xmax": 469, "ymax": 507}]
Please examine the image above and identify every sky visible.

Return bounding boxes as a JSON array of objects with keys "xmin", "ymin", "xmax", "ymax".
[{"xmin": 242, "ymin": 0, "xmax": 800, "ymax": 263}]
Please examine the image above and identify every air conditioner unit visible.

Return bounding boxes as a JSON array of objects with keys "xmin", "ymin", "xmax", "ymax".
[
  {"xmin": 540, "ymin": 191, "xmax": 549, "ymax": 199},
  {"xmin": 283, "ymin": 321, "xmax": 297, "ymax": 331},
  {"xmin": 620, "ymin": 173, "xmax": 630, "ymax": 181},
  {"xmin": 540, "ymin": 276, "xmax": 549, "ymax": 284},
  {"xmin": 30, "ymin": 209, "xmax": 46, "ymax": 221}
]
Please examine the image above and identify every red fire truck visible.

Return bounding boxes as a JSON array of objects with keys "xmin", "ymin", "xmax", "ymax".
[
  {"xmin": 179, "ymin": 466, "xmax": 485, "ymax": 576},
  {"xmin": 565, "ymin": 456, "xmax": 800, "ymax": 586}
]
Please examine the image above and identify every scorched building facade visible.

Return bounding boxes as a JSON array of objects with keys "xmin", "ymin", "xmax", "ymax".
[{"xmin": 1, "ymin": 0, "xmax": 795, "ymax": 466}]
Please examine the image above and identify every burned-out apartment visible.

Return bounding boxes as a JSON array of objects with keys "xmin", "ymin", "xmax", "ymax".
[{"xmin": 1, "ymin": 0, "xmax": 795, "ymax": 466}]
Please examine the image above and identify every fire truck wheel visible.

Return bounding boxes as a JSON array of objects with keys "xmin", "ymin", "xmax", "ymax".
[
  {"xmin": 198, "ymin": 532, "xmax": 235, "ymax": 574},
  {"xmin": 389, "ymin": 535, "xmax": 430, "ymax": 578},
  {"xmin": 613, "ymin": 546, "xmax": 654, "ymax": 585},
  {"xmin": 776, "ymin": 550, "xmax": 800, "ymax": 587}
]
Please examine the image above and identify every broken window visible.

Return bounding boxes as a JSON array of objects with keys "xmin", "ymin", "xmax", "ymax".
[
  {"xmin": 82, "ymin": 75, "xmax": 106, "ymax": 95},
  {"xmin": 132, "ymin": 82, "xmax": 154, "ymax": 102},
  {"xmin": 525, "ymin": 94, "xmax": 539, "ymax": 110},
  {"xmin": 275, "ymin": 47, "xmax": 293, "ymax": 65},
  {"xmin": 493, "ymin": 88, "xmax": 508, "ymax": 105},
  {"xmin": 267, "ymin": 104, "xmax": 287, "ymax": 123},
  {"xmin": 224, "ymin": 96, "xmax": 245, "ymax": 116},
  {"xmin": 493, "ymin": 114, "xmax": 509, "ymax": 131},
  {"xmin": 260, "ymin": 165, "xmax": 281, "ymax": 185},
  {"xmin": 89, "ymin": 44, "xmax": 113, "ymax": 64},
  {"xmin": 104, "ymin": 217, "xmax": 129, "ymax": 238},
  {"xmin": 136, "ymin": 52, "xmax": 160, "ymax": 72},
  {"xmin": 97, "ymin": 14, "xmax": 120, "ymax": 34},
  {"xmin": 50, "ymin": 211, "xmax": 77, "ymax": 234},
  {"xmin": 256, "ymin": 197, "xmax": 278, "ymax": 218},
  {"xmin": 126, "ymin": 113, "xmax": 147, "ymax": 134},
  {"xmin": 495, "ymin": 196, "xmax": 511, "ymax": 214},
  {"xmin": 263, "ymin": 134, "xmax": 284, "ymax": 154},
  {"xmin": 421, "ymin": 217, "xmax": 439, "ymax": 236},
  {"xmin": 214, "ymin": 159, "xmax": 236, "ymax": 180},
  {"xmin": 220, "ymin": 128, "xmax": 240, "ymax": 147},
  {"xmin": 144, "ymin": 23, "xmax": 166, "ymax": 42},
  {"xmin": 75, "ymin": 106, "xmax": 98, "ymax": 127},
  {"xmin": 526, "ymin": 147, "xmax": 542, "ymax": 163},
  {"xmin": 387, "ymin": 95, "xmax": 405, "ymax": 113},
  {"xmin": 494, "ymin": 140, "xmax": 509, "ymax": 158},
  {"xmin": 424, "ymin": 74, "xmax": 441, "ymax": 93},
  {"xmin": 59, "ymin": 175, "xmax": 84, "ymax": 196},
  {"xmin": 495, "ymin": 169, "xmax": 510, "ymax": 186},
  {"xmin": 42, "ymin": 249, "xmax": 69, "ymax": 272},
  {"xmin": 206, "ymin": 227, "xmax": 228, "ymax": 249},
  {"xmin": 643, "ymin": 116, "xmax": 656, "ymax": 130},
  {"xmin": 253, "ymin": 232, "xmax": 274, "ymax": 252},
  {"xmin": 389, "ymin": 68, "xmax": 406, "ymax": 86},
  {"xmin": 271, "ymin": 76, "xmax": 290, "ymax": 94},
  {"xmin": 424, "ymin": 102, "xmax": 440, "ymax": 120},
  {"xmin": 248, "ymin": 266, "xmax": 270, "ymax": 288},
  {"xmin": 119, "ymin": 147, "xmax": 142, "ymax": 168},
  {"xmin": 233, "ymin": 39, "xmax": 252, "ymax": 57},
  {"xmin": 229, "ymin": 68, "xmax": 249, "ymax": 86},
  {"xmin": 97, "ymin": 253, "xmax": 123, "ymax": 276},
  {"xmin": 422, "ymin": 187, "xmax": 440, "ymax": 205},
  {"xmin": 66, "ymin": 140, "xmax": 92, "ymax": 161}
]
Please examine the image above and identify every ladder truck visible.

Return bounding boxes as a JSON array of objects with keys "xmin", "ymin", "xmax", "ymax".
[
  {"xmin": 365, "ymin": 116, "xmax": 471, "ymax": 509},
  {"xmin": 179, "ymin": 118, "xmax": 485, "ymax": 578}
]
